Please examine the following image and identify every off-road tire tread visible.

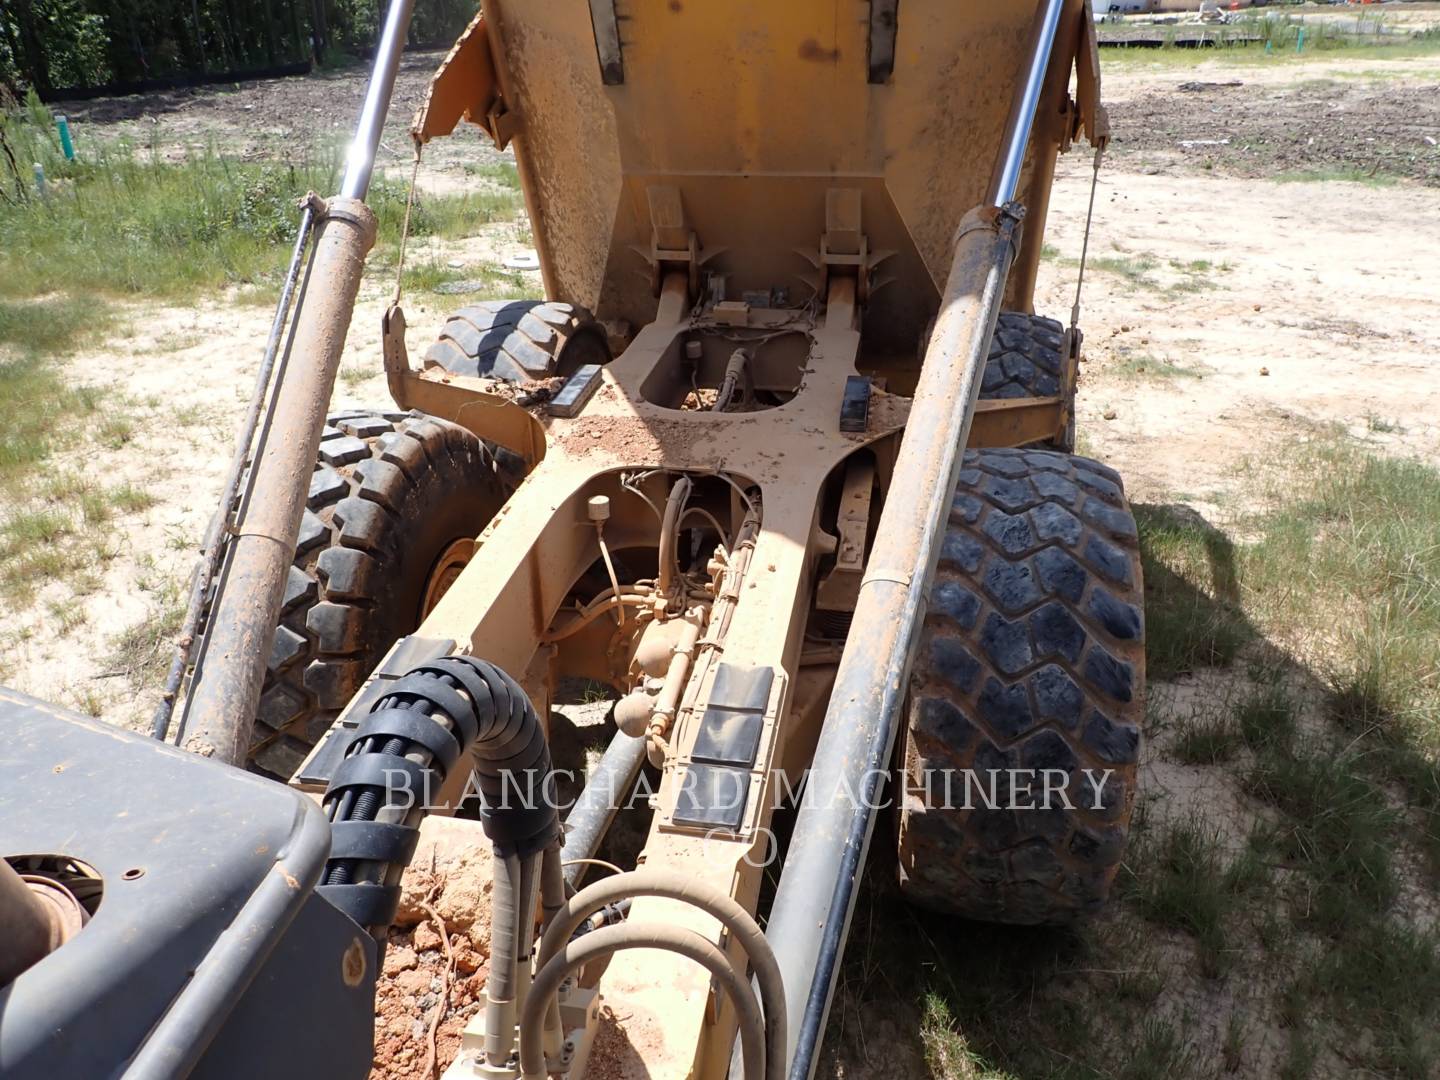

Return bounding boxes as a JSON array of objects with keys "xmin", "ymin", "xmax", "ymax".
[
  {"xmin": 981, "ymin": 312, "xmax": 1066, "ymax": 400},
  {"xmin": 422, "ymin": 300, "xmax": 608, "ymax": 382},
  {"xmin": 250, "ymin": 409, "xmax": 511, "ymax": 778},
  {"xmin": 896, "ymin": 448, "xmax": 1145, "ymax": 925}
]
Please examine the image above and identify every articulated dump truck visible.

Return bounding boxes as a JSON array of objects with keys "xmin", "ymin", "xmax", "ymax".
[{"xmin": 1, "ymin": 2, "xmax": 1139, "ymax": 1078}]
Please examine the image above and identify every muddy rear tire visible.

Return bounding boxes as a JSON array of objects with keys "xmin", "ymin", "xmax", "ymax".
[
  {"xmin": 248, "ymin": 409, "xmax": 514, "ymax": 778},
  {"xmin": 921, "ymin": 310, "xmax": 1075, "ymax": 452},
  {"xmin": 895, "ymin": 448, "xmax": 1145, "ymax": 924},
  {"xmin": 984, "ymin": 313, "xmax": 1075, "ymax": 454},
  {"xmin": 423, "ymin": 300, "xmax": 610, "ymax": 381}
]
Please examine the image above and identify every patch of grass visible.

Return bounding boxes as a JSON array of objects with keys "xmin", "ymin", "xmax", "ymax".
[
  {"xmin": 826, "ymin": 864, "xmax": 1105, "ymax": 1078},
  {"xmin": 97, "ymin": 414, "xmax": 136, "ymax": 449},
  {"xmin": 44, "ymin": 598, "xmax": 88, "ymax": 636},
  {"xmin": 1275, "ymin": 167, "xmax": 1401, "ymax": 188},
  {"xmin": 107, "ymin": 598, "xmax": 184, "ymax": 687},
  {"xmin": 78, "ymin": 488, "xmax": 112, "ymax": 525},
  {"xmin": 1123, "ymin": 1017, "xmax": 1197, "ymax": 1080},
  {"xmin": 2, "ymin": 546, "xmax": 70, "ymax": 600},
  {"xmin": 1113, "ymin": 962, "xmax": 1165, "ymax": 1004},
  {"xmin": 70, "ymin": 569, "xmax": 102, "ymax": 597},
  {"xmin": 0, "ymin": 464, "xmax": 157, "ymax": 605},
  {"xmin": 0, "ymin": 295, "xmax": 110, "ymax": 358},
  {"xmin": 0, "ymin": 95, "xmax": 520, "ymax": 425},
  {"xmin": 1246, "ymin": 747, "xmax": 1398, "ymax": 925},
  {"xmin": 1100, "ymin": 15, "xmax": 1440, "ymax": 66},
  {"xmin": 465, "ymin": 161, "xmax": 522, "ymax": 190},
  {"xmin": 1164, "ymin": 258, "xmax": 1231, "ymax": 298},
  {"xmin": 107, "ymin": 483, "xmax": 156, "ymax": 513},
  {"xmin": 1235, "ymin": 682, "xmax": 1298, "ymax": 755},
  {"xmin": 3, "ymin": 507, "xmax": 74, "ymax": 549},
  {"xmin": 1222, "ymin": 1012, "xmax": 1248, "ymax": 1074},
  {"xmin": 1, "ymin": 96, "xmax": 509, "ymax": 307},
  {"xmin": 1136, "ymin": 503, "xmax": 1252, "ymax": 678},
  {"xmin": 337, "ymin": 365, "xmax": 372, "ymax": 392},
  {"xmin": 1170, "ymin": 258, "xmax": 1214, "ymax": 274},
  {"xmin": 1291, "ymin": 918, "xmax": 1440, "ymax": 1076},
  {"xmin": 155, "ymin": 328, "xmax": 205, "ymax": 353},
  {"xmin": 1121, "ymin": 816, "xmax": 1259, "ymax": 978},
  {"xmin": 399, "ymin": 259, "xmax": 533, "ymax": 306},
  {"xmin": 1091, "ymin": 253, "xmax": 1161, "ymax": 289},
  {"xmin": 1365, "ymin": 413, "xmax": 1404, "ymax": 435},
  {"xmin": 919, "ymin": 994, "xmax": 1017, "ymax": 1080},
  {"xmin": 1172, "ymin": 710, "xmax": 1242, "ymax": 765},
  {"xmin": 1279, "ymin": 1020, "xmax": 1319, "ymax": 1080},
  {"xmin": 1244, "ymin": 441, "xmax": 1440, "ymax": 829},
  {"xmin": 71, "ymin": 687, "xmax": 105, "ymax": 718},
  {"xmin": 1112, "ymin": 351, "xmax": 1209, "ymax": 382},
  {"xmin": 0, "ymin": 358, "xmax": 106, "ymax": 490}
]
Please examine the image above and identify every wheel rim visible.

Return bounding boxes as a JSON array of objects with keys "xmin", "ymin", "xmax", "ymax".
[{"xmin": 421, "ymin": 538, "xmax": 475, "ymax": 617}]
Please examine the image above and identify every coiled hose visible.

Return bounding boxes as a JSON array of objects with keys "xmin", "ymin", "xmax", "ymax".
[
  {"xmin": 519, "ymin": 868, "xmax": 786, "ymax": 1080},
  {"xmin": 315, "ymin": 655, "xmax": 559, "ymax": 935}
]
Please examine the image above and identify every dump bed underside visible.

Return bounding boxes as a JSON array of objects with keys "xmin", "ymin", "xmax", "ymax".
[{"xmin": 480, "ymin": 0, "xmax": 1081, "ymax": 350}]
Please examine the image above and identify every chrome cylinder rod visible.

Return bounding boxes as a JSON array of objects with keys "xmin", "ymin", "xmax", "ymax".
[
  {"xmin": 179, "ymin": 0, "xmax": 415, "ymax": 764},
  {"xmin": 988, "ymin": 0, "xmax": 1068, "ymax": 206},
  {"xmin": 340, "ymin": 0, "xmax": 417, "ymax": 199}
]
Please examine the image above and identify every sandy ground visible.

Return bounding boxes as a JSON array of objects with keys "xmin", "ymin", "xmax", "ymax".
[
  {"xmin": 1039, "ymin": 154, "xmax": 1440, "ymax": 509},
  {"xmin": 4, "ymin": 43, "xmax": 1440, "ymax": 1078},
  {"xmin": 0, "ymin": 224, "xmax": 539, "ymax": 727}
]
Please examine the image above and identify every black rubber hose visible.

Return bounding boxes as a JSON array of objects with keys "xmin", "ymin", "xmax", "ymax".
[{"xmin": 315, "ymin": 655, "xmax": 560, "ymax": 936}]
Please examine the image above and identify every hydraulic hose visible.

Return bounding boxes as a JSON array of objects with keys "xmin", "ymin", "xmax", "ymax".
[
  {"xmin": 484, "ymin": 853, "xmax": 524, "ymax": 1065},
  {"xmin": 519, "ymin": 923, "xmax": 767, "ymax": 1080},
  {"xmin": 657, "ymin": 475, "xmax": 693, "ymax": 599},
  {"xmin": 315, "ymin": 655, "xmax": 559, "ymax": 937},
  {"xmin": 532, "ymin": 869, "xmax": 786, "ymax": 1080},
  {"xmin": 713, "ymin": 348, "xmax": 750, "ymax": 412}
]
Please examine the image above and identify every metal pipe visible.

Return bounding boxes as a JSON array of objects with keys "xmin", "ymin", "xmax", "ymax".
[
  {"xmin": 646, "ymin": 611, "xmax": 703, "ymax": 761},
  {"xmin": 151, "ymin": 203, "xmax": 319, "ymax": 742},
  {"xmin": 340, "ymin": 0, "xmax": 417, "ymax": 199},
  {"xmin": 179, "ymin": 199, "xmax": 378, "ymax": 763},
  {"xmin": 177, "ymin": 0, "xmax": 421, "ymax": 762},
  {"xmin": 987, "ymin": 0, "xmax": 1068, "ymax": 206},
  {"xmin": 559, "ymin": 729, "xmax": 649, "ymax": 890},
  {"xmin": 0, "ymin": 860, "xmax": 55, "ymax": 986},
  {"xmin": 764, "ymin": 204, "xmax": 1025, "ymax": 1080}
]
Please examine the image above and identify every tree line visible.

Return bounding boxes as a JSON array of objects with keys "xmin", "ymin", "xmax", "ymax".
[{"xmin": 0, "ymin": 0, "xmax": 478, "ymax": 96}]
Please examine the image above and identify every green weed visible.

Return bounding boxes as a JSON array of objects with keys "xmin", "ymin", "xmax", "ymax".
[
  {"xmin": 1136, "ymin": 503, "xmax": 1251, "ymax": 678},
  {"xmin": 1275, "ymin": 168, "xmax": 1400, "ymax": 187}
]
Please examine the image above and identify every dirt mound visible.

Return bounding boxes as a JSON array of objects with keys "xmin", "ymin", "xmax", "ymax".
[
  {"xmin": 371, "ymin": 817, "xmax": 495, "ymax": 1080},
  {"xmin": 1108, "ymin": 75, "xmax": 1440, "ymax": 184}
]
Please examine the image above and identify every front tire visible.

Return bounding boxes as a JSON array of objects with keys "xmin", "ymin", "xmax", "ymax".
[
  {"xmin": 895, "ymin": 448, "xmax": 1145, "ymax": 924},
  {"xmin": 248, "ymin": 409, "xmax": 514, "ymax": 777}
]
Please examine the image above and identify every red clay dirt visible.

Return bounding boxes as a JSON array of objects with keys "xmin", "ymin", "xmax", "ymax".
[{"xmin": 371, "ymin": 817, "xmax": 495, "ymax": 1080}]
